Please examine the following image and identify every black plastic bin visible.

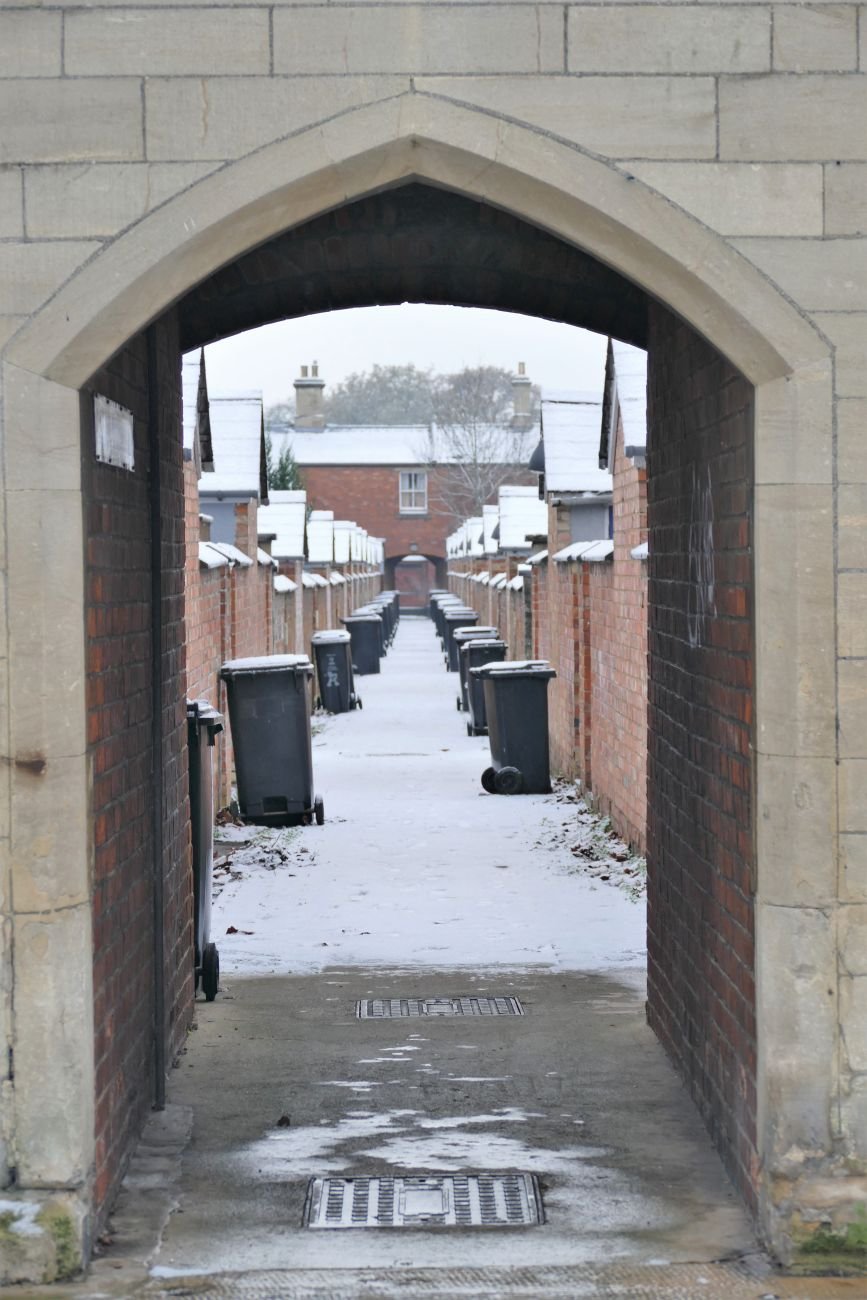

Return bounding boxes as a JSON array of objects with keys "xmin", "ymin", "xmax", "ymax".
[
  {"xmin": 354, "ymin": 605, "xmax": 389, "ymax": 656},
  {"xmin": 432, "ymin": 594, "xmax": 463, "ymax": 641},
  {"xmin": 473, "ymin": 659, "xmax": 557, "ymax": 794},
  {"xmin": 187, "ymin": 700, "xmax": 223, "ymax": 1000},
  {"xmin": 220, "ymin": 654, "xmax": 324, "ymax": 825},
  {"xmin": 342, "ymin": 614, "xmax": 382, "ymax": 674},
  {"xmin": 312, "ymin": 629, "xmax": 359, "ymax": 712},
  {"xmin": 428, "ymin": 589, "xmax": 450, "ymax": 618},
  {"xmin": 443, "ymin": 608, "xmax": 480, "ymax": 671},
  {"xmin": 452, "ymin": 626, "xmax": 498, "ymax": 710},
  {"xmin": 463, "ymin": 639, "xmax": 508, "ymax": 735}
]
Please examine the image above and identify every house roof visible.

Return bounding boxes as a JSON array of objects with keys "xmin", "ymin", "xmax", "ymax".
[
  {"xmin": 539, "ymin": 388, "xmax": 610, "ymax": 494},
  {"xmin": 307, "ymin": 510, "xmax": 334, "ymax": 565},
  {"xmin": 600, "ymin": 340, "xmax": 648, "ymax": 470},
  {"xmin": 275, "ymin": 422, "xmax": 539, "ymax": 468},
  {"xmin": 181, "ymin": 350, "xmax": 213, "ymax": 473},
  {"xmin": 257, "ymin": 489, "xmax": 307, "ymax": 560},
  {"xmin": 498, "ymin": 484, "xmax": 548, "ymax": 550},
  {"xmin": 201, "ymin": 392, "xmax": 268, "ymax": 501}
]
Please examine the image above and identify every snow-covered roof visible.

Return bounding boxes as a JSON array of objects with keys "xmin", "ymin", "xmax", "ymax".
[
  {"xmin": 527, "ymin": 549, "xmax": 548, "ymax": 565},
  {"xmin": 202, "ymin": 393, "xmax": 266, "ymax": 499},
  {"xmin": 612, "ymin": 341, "xmax": 648, "ymax": 457},
  {"xmin": 279, "ymin": 423, "xmax": 538, "ymax": 468},
  {"xmin": 257, "ymin": 548, "xmax": 277, "ymax": 568},
  {"xmin": 540, "ymin": 389, "xmax": 610, "ymax": 495},
  {"xmin": 497, "ymin": 485, "xmax": 547, "ymax": 551},
  {"xmin": 631, "ymin": 541, "xmax": 649, "ymax": 561},
  {"xmin": 207, "ymin": 541, "xmax": 254, "ymax": 568},
  {"xmin": 329, "ymin": 571, "xmax": 346, "ymax": 585},
  {"xmin": 182, "ymin": 354, "xmax": 200, "ymax": 453},
  {"xmin": 307, "ymin": 510, "xmax": 334, "ymax": 565},
  {"xmin": 257, "ymin": 489, "xmax": 306, "ymax": 560},
  {"xmin": 490, "ymin": 573, "xmax": 508, "ymax": 588},
  {"xmin": 332, "ymin": 521, "xmax": 354, "ymax": 565},
  {"xmin": 273, "ymin": 575, "xmax": 297, "ymax": 594},
  {"xmin": 199, "ymin": 542, "xmax": 229, "ymax": 569},
  {"xmin": 482, "ymin": 505, "xmax": 499, "ymax": 556},
  {"xmin": 551, "ymin": 539, "xmax": 614, "ymax": 563},
  {"xmin": 507, "ymin": 574, "xmax": 524, "ymax": 591}
]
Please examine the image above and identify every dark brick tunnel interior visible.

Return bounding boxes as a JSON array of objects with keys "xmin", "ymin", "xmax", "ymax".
[{"xmin": 85, "ymin": 179, "xmax": 756, "ymax": 1230}]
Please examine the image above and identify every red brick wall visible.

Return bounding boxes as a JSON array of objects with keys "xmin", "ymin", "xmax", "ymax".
[
  {"xmin": 587, "ymin": 412, "xmax": 648, "ymax": 851},
  {"xmin": 394, "ymin": 560, "xmax": 435, "ymax": 607},
  {"xmin": 84, "ymin": 313, "xmax": 192, "ymax": 1222},
  {"xmin": 646, "ymin": 303, "xmax": 757, "ymax": 1210}
]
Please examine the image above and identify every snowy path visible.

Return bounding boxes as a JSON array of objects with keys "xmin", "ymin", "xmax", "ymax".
[{"xmin": 212, "ymin": 617, "xmax": 646, "ymax": 977}]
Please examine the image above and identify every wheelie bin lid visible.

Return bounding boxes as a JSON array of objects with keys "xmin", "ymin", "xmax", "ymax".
[
  {"xmin": 341, "ymin": 614, "xmax": 383, "ymax": 624},
  {"xmin": 221, "ymin": 653, "xmax": 312, "ymax": 677},
  {"xmin": 453, "ymin": 625, "xmax": 498, "ymax": 640},
  {"xmin": 444, "ymin": 607, "xmax": 478, "ymax": 618},
  {"xmin": 462, "ymin": 637, "xmax": 507, "ymax": 653},
  {"xmin": 311, "ymin": 629, "xmax": 352, "ymax": 644},
  {"xmin": 471, "ymin": 659, "xmax": 556, "ymax": 679}
]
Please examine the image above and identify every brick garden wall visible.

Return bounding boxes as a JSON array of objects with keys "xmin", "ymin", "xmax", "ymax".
[
  {"xmin": 84, "ymin": 314, "xmax": 192, "ymax": 1222},
  {"xmin": 645, "ymin": 303, "xmax": 757, "ymax": 1209}
]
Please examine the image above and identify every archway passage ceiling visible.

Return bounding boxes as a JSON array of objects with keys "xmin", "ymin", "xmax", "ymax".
[{"xmin": 177, "ymin": 183, "xmax": 649, "ymax": 353}]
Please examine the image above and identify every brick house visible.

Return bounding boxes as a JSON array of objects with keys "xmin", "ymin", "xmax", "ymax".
[{"xmin": 270, "ymin": 363, "xmax": 538, "ymax": 606}]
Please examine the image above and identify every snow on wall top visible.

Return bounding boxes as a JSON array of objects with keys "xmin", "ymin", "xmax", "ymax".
[
  {"xmin": 612, "ymin": 341, "xmax": 648, "ymax": 455},
  {"xmin": 498, "ymin": 484, "xmax": 547, "ymax": 550},
  {"xmin": 202, "ymin": 392, "xmax": 264, "ymax": 497},
  {"xmin": 257, "ymin": 489, "xmax": 307, "ymax": 559},
  {"xmin": 540, "ymin": 388, "xmax": 610, "ymax": 494}
]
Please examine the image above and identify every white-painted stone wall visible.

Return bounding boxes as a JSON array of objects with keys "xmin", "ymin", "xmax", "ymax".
[{"xmin": 0, "ymin": 0, "xmax": 863, "ymax": 1275}]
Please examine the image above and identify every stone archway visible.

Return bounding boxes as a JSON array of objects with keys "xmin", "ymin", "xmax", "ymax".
[{"xmin": 0, "ymin": 101, "xmax": 838, "ymax": 1273}]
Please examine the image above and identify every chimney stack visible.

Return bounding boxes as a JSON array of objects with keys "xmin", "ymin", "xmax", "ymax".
[
  {"xmin": 511, "ymin": 361, "xmax": 533, "ymax": 430},
  {"xmin": 294, "ymin": 360, "xmax": 326, "ymax": 431}
]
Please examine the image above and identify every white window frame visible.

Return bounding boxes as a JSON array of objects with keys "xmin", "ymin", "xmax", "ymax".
[{"xmin": 399, "ymin": 469, "xmax": 428, "ymax": 515}]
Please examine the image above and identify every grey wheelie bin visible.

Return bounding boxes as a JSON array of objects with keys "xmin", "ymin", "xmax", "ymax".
[
  {"xmin": 460, "ymin": 636, "xmax": 507, "ymax": 729},
  {"xmin": 452, "ymin": 626, "xmax": 498, "ymax": 711},
  {"xmin": 312, "ymin": 629, "xmax": 360, "ymax": 713},
  {"xmin": 220, "ymin": 654, "xmax": 324, "ymax": 825},
  {"xmin": 432, "ymin": 593, "xmax": 463, "ymax": 642},
  {"xmin": 341, "ymin": 614, "xmax": 382, "ymax": 675},
  {"xmin": 187, "ymin": 700, "xmax": 224, "ymax": 1001},
  {"xmin": 428, "ymin": 589, "xmax": 450, "ymax": 618},
  {"xmin": 473, "ymin": 659, "xmax": 557, "ymax": 794},
  {"xmin": 353, "ymin": 605, "xmax": 389, "ymax": 657},
  {"xmin": 443, "ymin": 608, "xmax": 480, "ymax": 671}
]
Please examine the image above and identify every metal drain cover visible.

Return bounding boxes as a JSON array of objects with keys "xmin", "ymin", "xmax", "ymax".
[
  {"xmin": 356, "ymin": 996, "xmax": 524, "ymax": 1018},
  {"xmin": 304, "ymin": 1174, "xmax": 542, "ymax": 1228}
]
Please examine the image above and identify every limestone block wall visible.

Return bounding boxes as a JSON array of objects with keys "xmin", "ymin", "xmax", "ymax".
[{"xmin": 0, "ymin": 0, "xmax": 861, "ymax": 1272}]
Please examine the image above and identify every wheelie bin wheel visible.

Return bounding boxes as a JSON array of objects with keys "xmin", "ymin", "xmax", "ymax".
[
  {"xmin": 349, "ymin": 696, "xmax": 357, "ymax": 710},
  {"xmin": 202, "ymin": 943, "xmax": 219, "ymax": 1002},
  {"xmin": 314, "ymin": 795, "xmax": 325, "ymax": 826},
  {"xmin": 481, "ymin": 767, "xmax": 497, "ymax": 794},
  {"xmin": 466, "ymin": 722, "xmax": 473, "ymax": 737},
  {"xmin": 457, "ymin": 698, "xmax": 462, "ymax": 711},
  {"xmin": 495, "ymin": 766, "xmax": 523, "ymax": 796}
]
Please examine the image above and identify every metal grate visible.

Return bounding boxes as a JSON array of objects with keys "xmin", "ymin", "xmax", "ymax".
[
  {"xmin": 356, "ymin": 996, "xmax": 524, "ymax": 1019},
  {"xmin": 303, "ymin": 1174, "xmax": 542, "ymax": 1229}
]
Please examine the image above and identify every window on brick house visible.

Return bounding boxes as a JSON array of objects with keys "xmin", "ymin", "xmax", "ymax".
[{"xmin": 399, "ymin": 470, "xmax": 428, "ymax": 514}]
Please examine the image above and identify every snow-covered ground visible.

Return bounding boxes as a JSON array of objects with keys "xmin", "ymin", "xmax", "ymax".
[{"xmin": 211, "ymin": 617, "xmax": 646, "ymax": 977}]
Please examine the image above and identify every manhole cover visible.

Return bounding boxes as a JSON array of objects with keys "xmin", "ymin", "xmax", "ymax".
[
  {"xmin": 356, "ymin": 996, "xmax": 524, "ymax": 1018},
  {"xmin": 303, "ymin": 1174, "xmax": 542, "ymax": 1228}
]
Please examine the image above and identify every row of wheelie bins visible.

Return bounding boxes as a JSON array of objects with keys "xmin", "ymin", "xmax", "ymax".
[
  {"xmin": 186, "ymin": 589, "xmax": 401, "ymax": 1001},
  {"xmin": 428, "ymin": 588, "xmax": 556, "ymax": 797}
]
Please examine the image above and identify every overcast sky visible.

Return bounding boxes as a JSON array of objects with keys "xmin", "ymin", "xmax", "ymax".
[{"xmin": 203, "ymin": 304, "xmax": 608, "ymax": 408}]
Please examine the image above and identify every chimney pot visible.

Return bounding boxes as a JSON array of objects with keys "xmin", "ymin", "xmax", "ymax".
[{"xmin": 301, "ymin": 365, "xmax": 308, "ymax": 378}]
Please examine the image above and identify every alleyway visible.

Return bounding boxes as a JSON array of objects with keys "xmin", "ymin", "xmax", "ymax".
[{"xmin": 80, "ymin": 620, "xmax": 834, "ymax": 1297}]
